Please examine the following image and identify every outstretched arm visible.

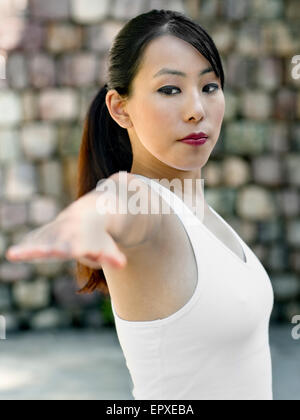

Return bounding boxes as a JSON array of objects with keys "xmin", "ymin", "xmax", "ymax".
[{"xmin": 5, "ymin": 172, "xmax": 162, "ymax": 270}]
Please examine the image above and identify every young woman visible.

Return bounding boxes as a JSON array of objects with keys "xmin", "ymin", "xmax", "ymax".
[{"xmin": 6, "ymin": 9, "xmax": 274, "ymax": 400}]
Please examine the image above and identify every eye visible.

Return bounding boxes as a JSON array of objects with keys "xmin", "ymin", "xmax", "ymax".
[
  {"xmin": 157, "ymin": 86, "xmax": 181, "ymax": 95},
  {"xmin": 203, "ymin": 83, "xmax": 219, "ymax": 94}
]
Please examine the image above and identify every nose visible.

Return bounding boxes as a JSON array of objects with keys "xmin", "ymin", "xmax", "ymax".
[{"xmin": 184, "ymin": 92, "xmax": 206, "ymax": 122}]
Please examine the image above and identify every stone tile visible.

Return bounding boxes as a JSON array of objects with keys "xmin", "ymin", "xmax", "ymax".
[
  {"xmin": 12, "ymin": 278, "xmax": 51, "ymax": 310},
  {"xmin": 112, "ymin": 0, "xmax": 146, "ymax": 20},
  {"xmin": 196, "ymin": 0, "xmax": 219, "ymax": 18},
  {"xmin": 46, "ymin": 23, "xmax": 83, "ymax": 53},
  {"xmin": 257, "ymin": 220, "xmax": 284, "ymax": 242},
  {"xmin": 236, "ymin": 186, "xmax": 277, "ymax": 220},
  {"xmin": 262, "ymin": 22, "xmax": 296, "ymax": 56},
  {"xmin": 4, "ymin": 163, "xmax": 38, "ymax": 202},
  {"xmin": 211, "ymin": 24, "xmax": 235, "ymax": 54},
  {"xmin": 38, "ymin": 89, "xmax": 79, "ymax": 121},
  {"xmin": 21, "ymin": 91, "xmax": 39, "ymax": 122},
  {"xmin": 267, "ymin": 244, "xmax": 289, "ymax": 271},
  {"xmin": 222, "ymin": 156, "xmax": 251, "ymax": 187},
  {"xmin": 256, "ymin": 57, "xmax": 283, "ymax": 91},
  {"xmin": 226, "ymin": 55, "xmax": 257, "ymax": 88},
  {"xmin": 57, "ymin": 53, "xmax": 98, "ymax": 87},
  {"xmin": 202, "ymin": 161, "xmax": 222, "ymax": 187},
  {"xmin": 30, "ymin": 308, "xmax": 72, "ymax": 330},
  {"xmin": 38, "ymin": 160, "xmax": 63, "ymax": 197},
  {"xmin": 0, "ymin": 262, "xmax": 33, "ymax": 284},
  {"xmin": 286, "ymin": 0, "xmax": 300, "ymax": 19},
  {"xmin": 236, "ymin": 22, "xmax": 263, "ymax": 56},
  {"xmin": 64, "ymin": 157, "xmax": 79, "ymax": 201},
  {"xmin": 223, "ymin": 90, "xmax": 239, "ymax": 121},
  {"xmin": 274, "ymin": 89, "xmax": 298, "ymax": 120},
  {"xmin": 267, "ymin": 123, "xmax": 290, "ymax": 153},
  {"xmin": 0, "ymin": 232, "xmax": 7, "ymax": 257},
  {"xmin": 251, "ymin": 243, "xmax": 269, "ymax": 262},
  {"xmin": 71, "ymin": 0, "xmax": 109, "ymax": 24},
  {"xmin": 290, "ymin": 251, "xmax": 300, "ymax": 273},
  {"xmin": 86, "ymin": 21, "xmax": 123, "ymax": 53},
  {"xmin": 285, "ymin": 154, "xmax": 300, "ymax": 186},
  {"xmin": 0, "ymin": 91, "xmax": 22, "ymax": 127},
  {"xmin": 204, "ymin": 187, "xmax": 236, "ymax": 215},
  {"xmin": 241, "ymin": 91, "xmax": 273, "ymax": 120},
  {"xmin": 30, "ymin": 0, "xmax": 70, "ymax": 20},
  {"xmin": 271, "ymin": 274, "xmax": 300, "ymax": 301},
  {"xmin": 221, "ymin": 0, "xmax": 250, "ymax": 20},
  {"xmin": 251, "ymin": 0, "xmax": 283, "ymax": 19},
  {"xmin": 0, "ymin": 129, "xmax": 21, "ymax": 163},
  {"xmin": 225, "ymin": 122, "xmax": 268, "ymax": 155},
  {"xmin": 286, "ymin": 219, "xmax": 300, "ymax": 247},
  {"xmin": 28, "ymin": 54, "xmax": 56, "ymax": 88},
  {"xmin": 0, "ymin": 168, "xmax": 3, "ymax": 199},
  {"xmin": 291, "ymin": 125, "xmax": 300, "ymax": 152},
  {"xmin": 18, "ymin": 22, "xmax": 45, "ymax": 52},
  {"xmin": 164, "ymin": 0, "xmax": 186, "ymax": 13},
  {"xmin": 0, "ymin": 202, "xmax": 28, "ymax": 232},
  {"xmin": 28, "ymin": 195, "xmax": 60, "ymax": 226},
  {"xmin": 78, "ymin": 87, "xmax": 99, "ymax": 121},
  {"xmin": 239, "ymin": 220, "xmax": 258, "ymax": 243},
  {"xmin": 252, "ymin": 155, "xmax": 284, "ymax": 186},
  {"xmin": 276, "ymin": 189, "xmax": 300, "ymax": 218},
  {"xmin": 33, "ymin": 261, "xmax": 64, "ymax": 277},
  {"xmin": 21, "ymin": 122, "xmax": 57, "ymax": 160},
  {"xmin": 0, "ymin": 284, "xmax": 11, "ymax": 311},
  {"xmin": 57, "ymin": 124, "xmax": 82, "ymax": 156},
  {"xmin": 7, "ymin": 53, "xmax": 28, "ymax": 89}
]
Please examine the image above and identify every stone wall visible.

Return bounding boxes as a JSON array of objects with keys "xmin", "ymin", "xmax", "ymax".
[{"xmin": 0, "ymin": 0, "xmax": 299, "ymax": 331}]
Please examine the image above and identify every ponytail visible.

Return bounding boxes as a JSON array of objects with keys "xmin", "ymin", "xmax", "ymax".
[{"xmin": 75, "ymin": 84, "xmax": 132, "ymax": 295}]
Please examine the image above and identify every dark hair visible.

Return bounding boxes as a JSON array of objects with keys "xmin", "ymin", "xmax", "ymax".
[{"xmin": 76, "ymin": 8, "xmax": 225, "ymax": 295}]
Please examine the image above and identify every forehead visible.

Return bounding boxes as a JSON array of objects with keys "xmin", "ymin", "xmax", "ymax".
[{"xmin": 137, "ymin": 34, "xmax": 211, "ymax": 79}]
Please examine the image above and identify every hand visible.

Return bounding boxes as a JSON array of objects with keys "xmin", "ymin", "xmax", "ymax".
[{"xmin": 5, "ymin": 190, "xmax": 127, "ymax": 269}]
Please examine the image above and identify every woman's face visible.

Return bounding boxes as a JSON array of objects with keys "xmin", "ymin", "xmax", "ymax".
[{"xmin": 114, "ymin": 34, "xmax": 225, "ymax": 176}]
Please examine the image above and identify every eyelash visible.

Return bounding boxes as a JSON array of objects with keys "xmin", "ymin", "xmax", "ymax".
[{"xmin": 158, "ymin": 83, "xmax": 220, "ymax": 96}]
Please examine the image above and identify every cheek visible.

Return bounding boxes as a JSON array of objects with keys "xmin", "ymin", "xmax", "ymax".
[
  {"xmin": 135, "ymin": 96, "xmax": 175, "ymax": 133},
  {"xmin": 212, "ymin": 95, "xmax": 225, "ymax": 124}
]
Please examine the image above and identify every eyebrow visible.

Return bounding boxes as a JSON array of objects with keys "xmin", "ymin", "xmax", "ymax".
[{"xmin": 153, "ymin": 66, "xmax": 214, "ymax": 78}]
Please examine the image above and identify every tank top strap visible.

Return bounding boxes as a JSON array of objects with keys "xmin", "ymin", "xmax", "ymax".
[{"xmin": 131, "ymin": 174, "xmax": 202, "ymax": 228}]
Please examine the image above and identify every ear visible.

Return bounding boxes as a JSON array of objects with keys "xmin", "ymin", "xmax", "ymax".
[{"xmin": 105, "ymin": 89, "xmax": 133, "ymax": 129}]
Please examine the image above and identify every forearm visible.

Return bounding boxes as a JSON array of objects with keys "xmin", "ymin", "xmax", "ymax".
[{"xmin": 96, "ymin": 174, "xmax": 162, "ymax": 248}]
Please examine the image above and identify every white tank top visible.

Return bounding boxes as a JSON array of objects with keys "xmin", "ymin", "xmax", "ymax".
[{"xmin": 111, "ymin": 174, "xmax": 274, "ymax": 400}]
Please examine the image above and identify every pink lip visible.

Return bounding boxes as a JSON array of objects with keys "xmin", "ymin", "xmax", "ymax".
[
  {"xmin": 179, "ymin": 132, "xmax": 208, "ymax": 141},
  {"xmin": 180, "ymin": 138, "xmax": 208, "ymax": 146}
]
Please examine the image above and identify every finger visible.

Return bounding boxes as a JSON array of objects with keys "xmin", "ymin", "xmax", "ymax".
[{"xmin": 6, "ymin": 244, "xmax": 71, "ymax": 262}]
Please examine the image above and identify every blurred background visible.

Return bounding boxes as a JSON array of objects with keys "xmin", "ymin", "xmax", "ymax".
[{"xmin": 0, "ymin": 0, "xmax": 299, "ymax": 400}]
